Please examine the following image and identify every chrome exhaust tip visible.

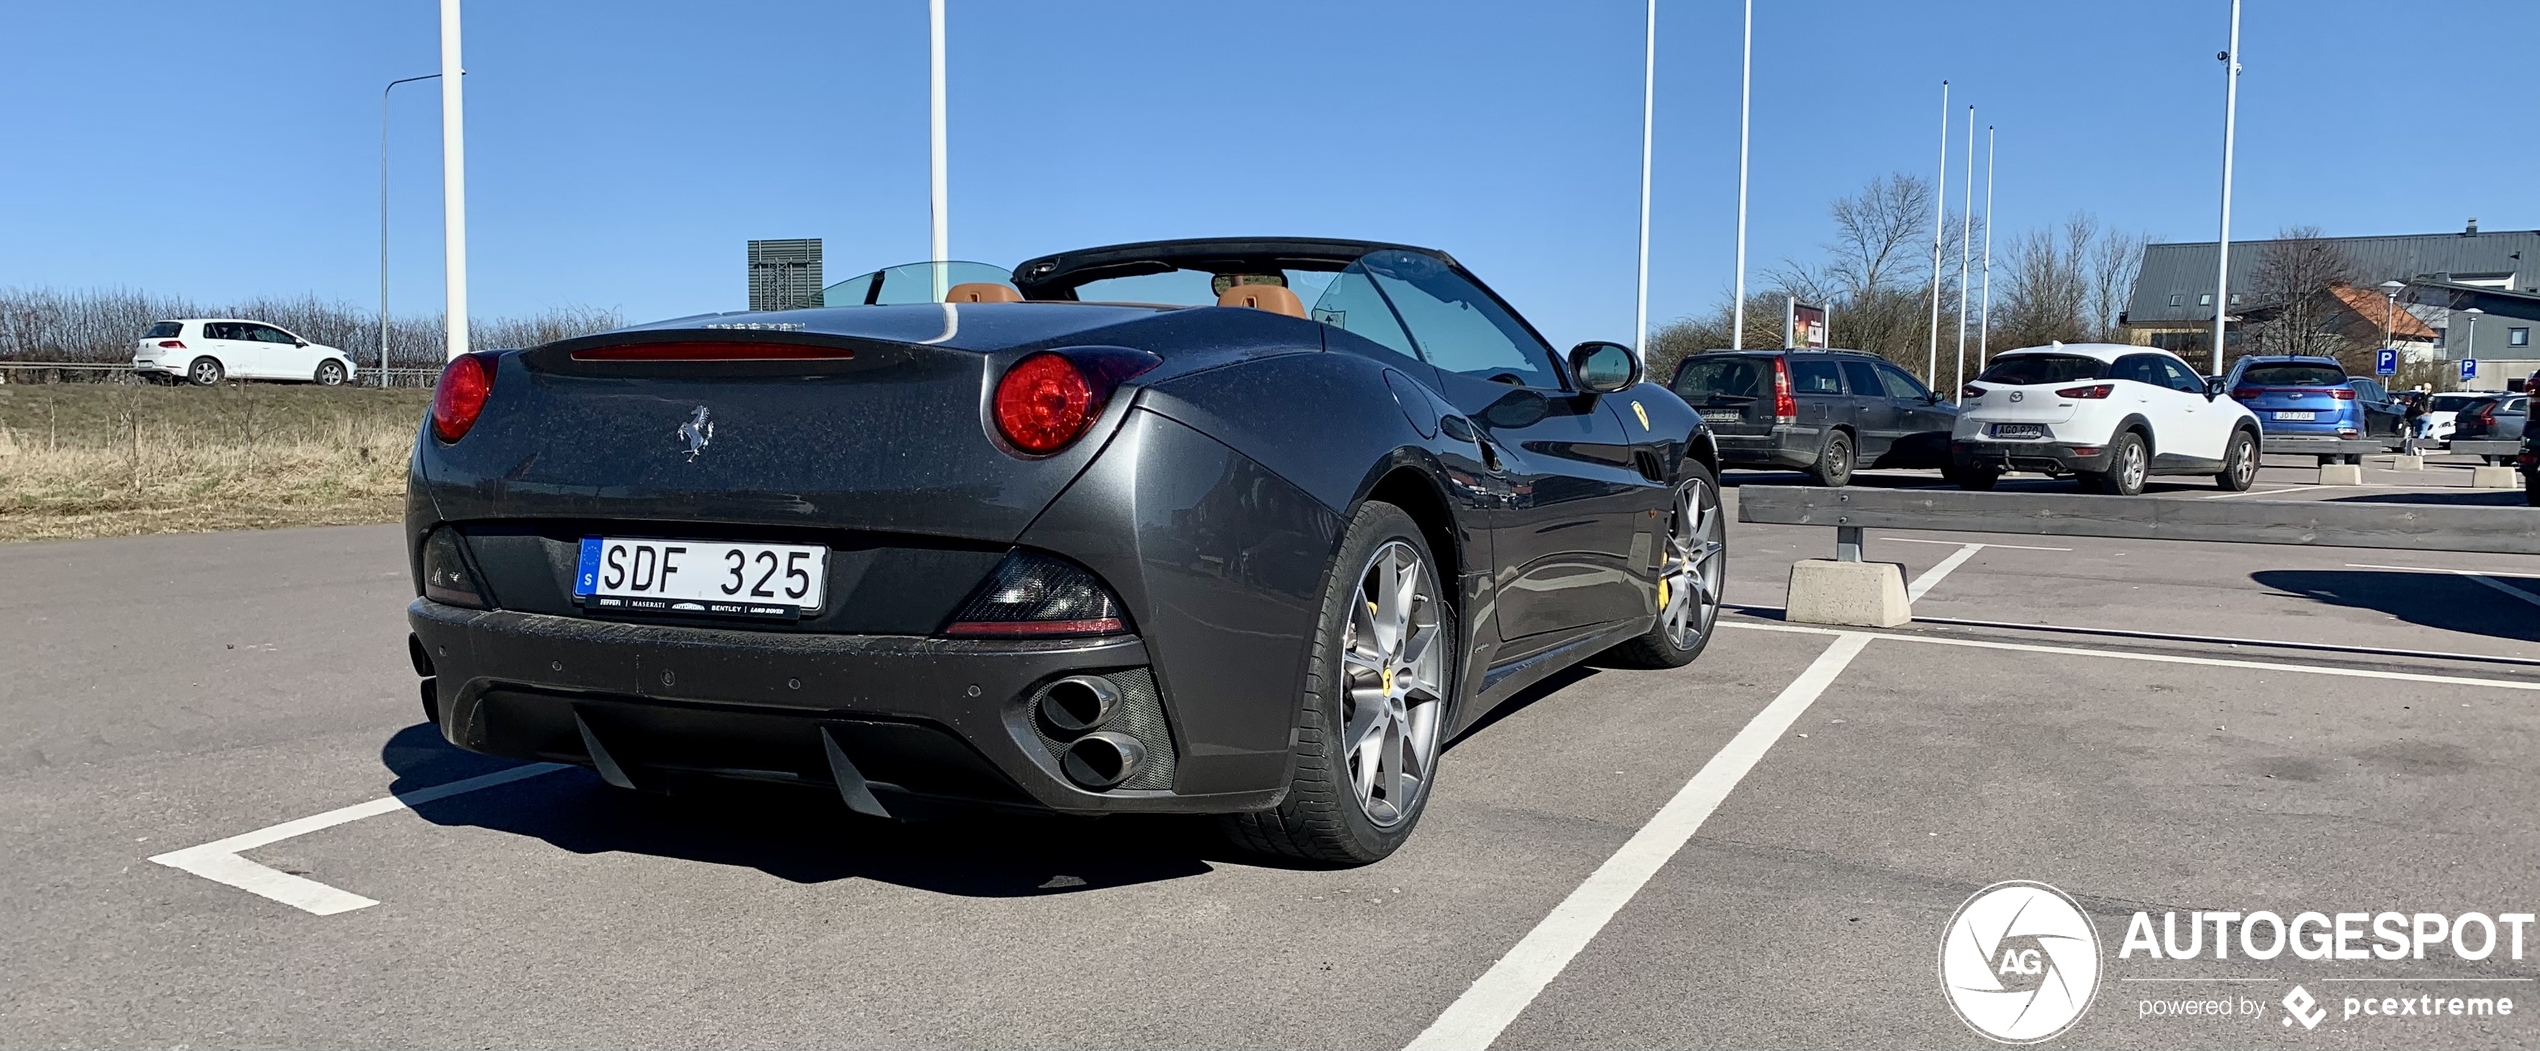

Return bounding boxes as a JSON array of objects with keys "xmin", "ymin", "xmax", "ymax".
[
  {"xmin": 1037, "ymin": 675, "xmax": 1120, "ymax": 735},
  {"xmin": 1061, "ymin": 731, "xmax": 1146, "ymax": 789}
]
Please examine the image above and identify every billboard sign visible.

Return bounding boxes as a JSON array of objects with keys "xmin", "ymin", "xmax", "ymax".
[{"xmin": 1785, "ymin": 298, "xmax": 1830, "ymax": 350}]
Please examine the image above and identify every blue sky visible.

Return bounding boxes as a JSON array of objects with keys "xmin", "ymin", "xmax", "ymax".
[{"xmin": 3, "ymin": 1, "xmax": 2532, "ymax": 348}]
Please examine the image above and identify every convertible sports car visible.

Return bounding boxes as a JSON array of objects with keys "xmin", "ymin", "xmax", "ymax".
[{"xmin": 404, "ymin": 237, "xmax": 1725, "ymax": 863}]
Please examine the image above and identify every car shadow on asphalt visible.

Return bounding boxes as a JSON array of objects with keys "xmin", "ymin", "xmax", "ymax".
[
  {"xmin": 2249, "ymin": 569, "xmax": 2540, "ymax": 644},
  {"xmin": 2323, "ymin": 490, "xmax": 2529, "ymax": 507},
  {"xmin": 378, "ymin": 722, "xmax": 1236, "ymax": 895}
]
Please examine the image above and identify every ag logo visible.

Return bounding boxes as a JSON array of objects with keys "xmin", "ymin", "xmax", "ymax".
[{"xmin": 1940, "ymin": 880, "xmax": 2101, "ymax": 1043}]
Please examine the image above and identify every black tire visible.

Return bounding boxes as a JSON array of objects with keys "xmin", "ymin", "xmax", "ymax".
[
  {"xmin": 1221, "ymin": 500, "xmax": 1449, "ymax": 865},
  {"xmin": 1806, "ymin": 430, "xmax": 1854, "ymax": 487},
  {"xmin": 2214, "ymin": 429, "xmax": 2258, "ymax": 491},
  {"xmin": 2343, "ymin": 453, "xmax": 2364, "ymax": 466},
  {"xmin": 1944, "ymin": 463, "xmax": 2001, "ymax": 490},
  {"xmin": 315, "ymin": 359, "xmax": 346, "ymax": 386},
  {"xmin": 2086, "ymin": 432, "xmax": 2149, "ymax": 495},
  {"xmin": 187, "ymin": 357, "xmax": 224, "ymax": 386},
  {"xmin": 1605, "ymin": 461, "xmax": 1725, "ymax": 669}
]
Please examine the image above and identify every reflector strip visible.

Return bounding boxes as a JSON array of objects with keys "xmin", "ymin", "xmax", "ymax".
[
  {"xmin": 942, "ymin": 617, "xmax": 1125, "ymax": 637},
  {"xmin": 571, "ymin": 341, "xmax": 855, "ymax": 361}
]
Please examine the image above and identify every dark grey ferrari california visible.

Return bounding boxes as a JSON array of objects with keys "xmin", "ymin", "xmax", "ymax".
[{"xmin": 405, "ymin": 238, "xmax": 1725, "ymax": 864}]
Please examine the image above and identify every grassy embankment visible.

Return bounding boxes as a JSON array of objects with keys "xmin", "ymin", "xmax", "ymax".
[{"xmin": 0, "ymin": 382, "xmax": 431, "ymax": 543}]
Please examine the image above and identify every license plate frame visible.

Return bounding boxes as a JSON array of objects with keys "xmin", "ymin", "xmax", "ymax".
[
  {"xmin": 2273, "ymin": 410, "xmax": 2317, "ymax": 421},
  {"xmin": 1989, "ymin": 423, "xmax": 2045, "ymax": 439},
  {"xmin": 573, "ymin": 536, "xmax": 827, "ymax": 619}
]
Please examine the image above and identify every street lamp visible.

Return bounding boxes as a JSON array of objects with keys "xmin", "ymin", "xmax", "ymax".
[
  {"xmin": 2378, "ymin": 279, "xmax": 2404, "ymax": 346},
  {"xmin": 2464, "ymin": 307, "xmax": 2484, "ymax": 378},
  {"xmin": 381, "ymin": 72, "xmax": 441, "ymax": 385}
]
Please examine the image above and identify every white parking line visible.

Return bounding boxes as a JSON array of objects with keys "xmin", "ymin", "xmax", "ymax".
[
  {"xmin": 2204, "ymin": 485, "xmax": 2326, "ymax": 499},
  {"xmin": 1881, "ymin": 537, "xmax": 2071, "ymax": 552},
  {"xmin": 2346, "ymin": 563, "xmax": 2540, "ymax": 610},
  {"xmin": 1906, "ymin": 544, "xmax": 1983, "ymax": 602},
  {"xmin": 1404, "ymin": 632, "xmax": 1872, "ymax": 1051},
  {"xmin": 150, "ymin": 763, "xmax": 566, "ymax": 915},
  {"xmin": 1722, "ymin": 621, "xmax": 2540, "ymax": 691}
]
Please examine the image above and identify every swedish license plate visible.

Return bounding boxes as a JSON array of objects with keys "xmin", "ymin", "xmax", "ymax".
[
  {"xmin": 574, "ymin": 537, "xmax": 826, "ymax": 618},
  {"xmin": 2274, "ymin": 410, "xmax": 2316, "ymax": 421},
  {"xmin": 1700, "ymin": 410, "xmax": 1743, "ymax": 424},
  {"xmin": 1990, "ymin": 423, "xmax": 2045, "ymax": 439}
]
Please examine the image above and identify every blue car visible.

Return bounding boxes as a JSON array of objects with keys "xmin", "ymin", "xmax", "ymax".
[{"xmin": 2224, "ymin": 356, "xmax": 2403, "ymax": 462}]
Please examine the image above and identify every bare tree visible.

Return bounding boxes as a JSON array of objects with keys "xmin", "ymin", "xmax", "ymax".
[
  {"xmin": 2240, "ymin": 225, "xmax": 2362, "ymax": 360},
  {"xmin": 2083, "ymin": 220, "xmax": 2147, "ymax": 342}
]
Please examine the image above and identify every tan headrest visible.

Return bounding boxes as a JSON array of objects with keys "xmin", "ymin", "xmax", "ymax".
[
  {"xmin": 945, "ymin": 282, "xmax": 1022, "ymax": 303},
  {"xmin": 1216, "ymin": 283, "xmax": 1306, "ymax": 318}
]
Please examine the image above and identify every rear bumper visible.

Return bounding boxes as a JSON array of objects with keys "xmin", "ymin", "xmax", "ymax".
[
  {"xmin": 407, "ymin": 598, "xmax": 1281, "ymax": 817},
  {"xmin": 1711, "ymin": 426, "xmax": 1820, "ymax": 469},
  {"xmin": 1950, "ymin": 439, "xmax": 2113, "ymax": 474}
]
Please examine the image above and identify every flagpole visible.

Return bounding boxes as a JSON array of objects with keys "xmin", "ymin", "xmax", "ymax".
[
  {"xmin": 2211, "ymin": 0, "xmax": 2242, "ymax": 375},
  {"xmin": 1924, "ymin": 81, "xmax": 1948, "ymax": 387},
  {"xmin": 1633, "ymin": 0, "xmax": 1657, "ymax": 360},
  {"xmin": 1978, "ymin": 125, "xmax": 1996, "ymax": 368},
  {"xmin": 1730, "ymin": 0, "xmax": 1752, "ymax": 350},
  {"xmin": 1954, "ymin": 105, "xmax": 1974, "ymax": 401},
  {"xmin": 928, "ymin": 0, "xmax": 950, "ymax": 302}
]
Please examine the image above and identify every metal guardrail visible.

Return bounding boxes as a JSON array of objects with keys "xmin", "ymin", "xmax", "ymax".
[
  {"xmin": 1738, "ymin": 485, "xmax": 2540, "ymax": 557},
  {"xmin": 0, "ymin": 361, "xmax": 442, "ymax": 387},
  {"xmin": 2449, "ymin": 440, "xmax": 2523, "ymax": 460}
]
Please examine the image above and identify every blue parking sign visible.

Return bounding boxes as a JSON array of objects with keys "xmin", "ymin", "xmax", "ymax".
[
  {"xmin": 2461, "ymin": 358, "xmax": 2478, "ymax": 381},
  {"xmin": 2375, "ymin": 348, "xmax": 2398, "ymax": 376}
]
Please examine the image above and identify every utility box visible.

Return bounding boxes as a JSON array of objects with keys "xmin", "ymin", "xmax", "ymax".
[{"xmin": 748, "ymin": 239, "xmax": 824, "ymax": 312}]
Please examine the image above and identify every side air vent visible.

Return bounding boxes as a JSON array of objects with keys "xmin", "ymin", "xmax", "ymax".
[{"xmin": 1633, "ymin": 450, "xmax": 1666, "ymax": 484}]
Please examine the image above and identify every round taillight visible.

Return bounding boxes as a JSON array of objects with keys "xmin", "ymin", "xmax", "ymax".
[
  {"xmin": 995, "ymin": 352, "xmax": 1095, "ymax": 453},
  {"xmin": 430, "ymin": 353, "xmax": 495, "ymax": 443}
]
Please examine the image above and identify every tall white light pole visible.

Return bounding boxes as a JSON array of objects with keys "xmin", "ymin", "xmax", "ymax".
[
  {"xmin": 1924, "ymin": 81, "xmax": 1948, "ymax": 387},
  {"xmin": 1632, "ymin": 0, "xmax": 1657, "ymax": 359},
  {"xmin": 1978, "ymin": 125, "xmax": 1996, "ymax": 367},
  {"xmin": 438, "ymin": 0, "xmax": 469, "ymax": 360},
  {"xmin": 1954, "ymin": 105, "xmax": 1974, "ymax": 400},
  {"xmin": 929, "ymin": 0, "xmax": 950, "ymax": 302},
  {"xmin": 1729, "ymin": 0, "xmax": 1752, "ymax": 350},
  {"xmin": 2211, "ymin": 0, "xmax": 2242, "ymax": 375}
]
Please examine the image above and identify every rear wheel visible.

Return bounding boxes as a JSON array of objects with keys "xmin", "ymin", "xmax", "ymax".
[
  {"xmin": 2084, "ymin": 432, "xmax": 2148, "ymax": 495},
  {"xmin": 1806, "ymin": 430, "xmax": 1854, "ymax": 487},
  {"xmin": 2214, "ymin": 429, "xmax": 2258, "ymax": 491},
  {"xmin": 187, "ymin": 357, "xmax": 223, "ymax": 386},
  {"xmin": 315, "ymin": 359, "xmax": 346, "ymax": 386},
  {"xmin": 1605, "ymin": 463, "xmax": 1725, "ymax": 669},
  {"xmin": 1222, "ymin": 501, "xmax": 1449, "ymax": 865}
]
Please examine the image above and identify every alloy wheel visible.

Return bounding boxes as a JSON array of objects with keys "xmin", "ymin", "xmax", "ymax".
[
  {"xmin": 1339, "ymin": 539, "xmax": 1444, "ymax": 827},
  {"xmin": 2231, "ymin": 436, "xmax": 2257, "ymax": 487},
  {"xmin": 1657, "ymin": 477, "xmax": 1726, "ymax": 650},
  {"xmin": 2119, "ymin": 441, "xmax": 2146, "ymax": 492},
  {"xmin": 191, "ymin": 360, "xmax": 219, "ymax": 385}
]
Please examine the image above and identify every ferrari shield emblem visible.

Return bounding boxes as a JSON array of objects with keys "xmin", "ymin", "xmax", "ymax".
[{"xmin": 1631, "ymin": 401, "xmax": 1650, "ymax": 431}]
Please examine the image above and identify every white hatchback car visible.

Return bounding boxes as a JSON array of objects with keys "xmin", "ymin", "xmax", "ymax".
[
  {"xmin": 1951, "ymin": 342, "xmax": 2262, "ymax": 495},
  {"xmin": 132, "ymin": 319, "xmax": 359, "ymax": 386}
]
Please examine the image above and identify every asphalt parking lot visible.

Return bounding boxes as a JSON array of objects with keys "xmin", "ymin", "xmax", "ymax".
[{"xmin": 5, "ymin": 452, "xmax": 2536, "ymax": 1049}]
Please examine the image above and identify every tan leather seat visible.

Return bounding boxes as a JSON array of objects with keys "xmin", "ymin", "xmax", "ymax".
[
  {"xmin": 1216, "ymin": 283, "xmax": 1306, "ymax": 318},
  {"xmin": 945, "ymin": 282, "xmax": 1022, "ymax": 303}
]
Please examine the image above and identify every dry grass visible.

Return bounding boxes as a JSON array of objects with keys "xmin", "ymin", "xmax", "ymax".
[{"xmin": 0, "ymin": 382, "xmax": 431, "ymax": 543}]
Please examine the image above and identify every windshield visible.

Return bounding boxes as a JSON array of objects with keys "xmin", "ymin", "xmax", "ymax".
[
  {"xmin": 1672, "ymin": 356, "xmax": 1770, "ymax": 401},
  {"xmin": 821, "ymin": 261, "xmax": 1015, "ymax": 307},
  {"xmin": 1071, "ymin": 268, "xmax": 1338, "ymax": 307},
  {"xmin": 1977, "ymin": 354, "xmax": 2107, "ymax": 386},
  {"xmin": 2238, "ymin": 363, "xmax": 2348, "ymax": 387}
]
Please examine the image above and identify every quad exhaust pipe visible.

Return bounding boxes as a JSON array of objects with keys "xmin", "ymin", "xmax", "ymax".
[
  {"xmin": 1062, "ymin": 732, "xmax": 1147, "ymax": 789},
  {"xmin": 1037, "ymin": 675, "xmax": 1119, "ymax": 734}
]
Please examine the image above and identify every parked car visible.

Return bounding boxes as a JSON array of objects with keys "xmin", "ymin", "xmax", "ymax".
[
  {"xmin": 1953, "ymin": 342, "xmax": 2262, "ymax": 495},
  {"xmin": 404, "ymin": 238, "xmax": 1726, "ymax": 865},
  {"xmin": 1667, "ymin": 348, "xmax": 1956, "ymax": 486},
  {"xmin": 2451, "ymin": 393, "xmax": 2528, "ymax": 448},
  {"xmin": 2424, "ymin": 391, "xmax": 2487, "ymax": 443},
  {"xmin": 131, "ymin": 319, "xmax": 357, "ymax": 386},
  {"xmin": 2219, "ymin": 356, "xmax": 2401, "ymax": 463}
]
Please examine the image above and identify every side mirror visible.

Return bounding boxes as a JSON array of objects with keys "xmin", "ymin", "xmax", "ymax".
[
  {"xmin": 2204, "ymin": 376, "xmax": 2228, "ymax": 400},
  {"xmin": 1567, "ymin": 341, "xmax": 1641, "ymax": 395},
  {"xmin": 294, "ymin": 339, "xmax": 308, "ymax": 347}
]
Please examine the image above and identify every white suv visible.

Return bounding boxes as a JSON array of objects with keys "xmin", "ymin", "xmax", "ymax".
[
  {"xmin": 1951, "ymin": 342, "xmax": 2261, "ymax": 495},
  {"xmin": 132, "ymin": 319, "xmax": 358, "ymax": 387}
]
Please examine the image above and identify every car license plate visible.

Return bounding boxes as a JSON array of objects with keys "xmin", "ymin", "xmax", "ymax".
[
  {"xmin": 574, "ymin": 537, "xmax": 827, "ymax": 618},
  {"xmin": 2274, "ymin": 410, "xmax": 2316, "ymax": 421},
  {"xmin": 1990, "ymin": 423, "xmax": 2044, "ymax": 439},
  {"xmin": 1699, "ymin": 409, "xmax": 1743, "ymax": 424}
]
